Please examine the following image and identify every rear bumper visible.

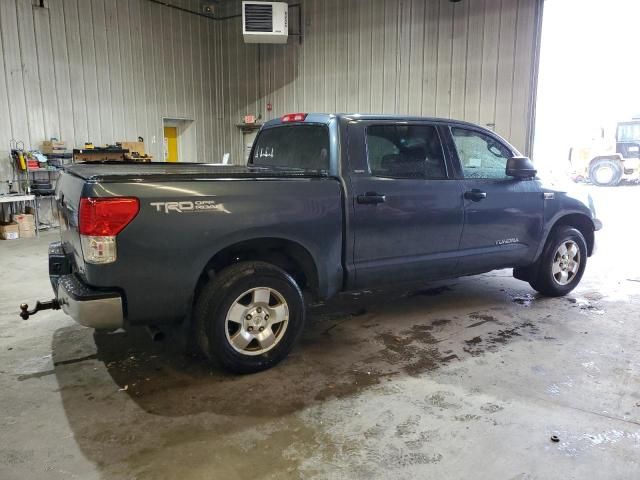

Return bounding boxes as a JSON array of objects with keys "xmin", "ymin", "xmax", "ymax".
[
  {"xmin": 50, "ymin": 242, "xmax": 124, "ymax": 330},
  {"xmin": 56, "ymin": 275, "xmax": 124, "ymax": 329}
]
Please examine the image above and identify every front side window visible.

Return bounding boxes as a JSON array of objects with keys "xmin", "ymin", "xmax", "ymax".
[
  {"xmin": 451, "ymin": 127, "xmax": 512, "ymax": 179},
  {"xmin": 617, "ymin": 123, "xmax": 640, "ymax": 142},
  {"xmin": 251, "ymin": 125, "xmax": 329, "ymax": 171},
  {"xmin": 365, "ymin": 125, "xmax": 447, "ymax": 179}
]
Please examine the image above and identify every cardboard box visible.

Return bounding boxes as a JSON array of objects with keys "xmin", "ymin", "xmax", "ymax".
[
  {"xmin": 120, "ymin": 141, "xmax": 145, "ymax": 156},
  {"xmin": 0, "ymin": 223, "xmax": 19, "ymax": 240},
  {"xmin": 121, "ymin": 142, "xmax": 153, "ymax": 161},
  {"xmin": 14, "ymin": 213, "xmax": 36, "ymax": 238},
  {"xmin": 42, "ymin": 140, "xmax": 66, "ymax": 148},
  {"xmin": 12, "ymin": 213, "xmax": 35, "ymax": 227},
  {"xmin": 41, "ymin": 140, "xmax": 67, "ymax": 154},
  {"xmin": 18, "ymin": 226, "xmax": 36, "ymax": 238}
]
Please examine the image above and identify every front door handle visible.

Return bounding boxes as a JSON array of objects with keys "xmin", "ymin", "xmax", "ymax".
[
  {"xmin": 464, "ymin": 189, "xmax": 487, "ymax": 202},
  {"xmin": 357, "ymin": 192, "xmax": 386, "ymax": 204}
]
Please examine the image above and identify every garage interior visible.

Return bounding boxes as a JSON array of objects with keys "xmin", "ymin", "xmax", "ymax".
[{"xmin": 1, "ymin": 0, "xmax": 639, "ymax": 479}]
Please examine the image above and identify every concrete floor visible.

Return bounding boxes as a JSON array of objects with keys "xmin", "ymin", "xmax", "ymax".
[{"xmin": 1, "ymin": 184, "xmax": 639, "ymax": 480}]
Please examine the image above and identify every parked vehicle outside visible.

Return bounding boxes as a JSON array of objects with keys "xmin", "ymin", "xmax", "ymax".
[{"xmin": 569, "ymin": 119, "xmax": 640, "ymax": 186}]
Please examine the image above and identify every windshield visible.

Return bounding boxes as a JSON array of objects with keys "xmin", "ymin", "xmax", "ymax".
[
  {"xmin": 617, "ymin": 122, "xmax": 640, "ymax": 142},
  {"xmin": 250, "ymin": 125, "xmax": 330, "ymax": 171}
]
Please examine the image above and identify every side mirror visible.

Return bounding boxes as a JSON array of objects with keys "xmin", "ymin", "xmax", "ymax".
[{"xmin": 506, "ymin": 156, "xmax": 537, "ymax": 179}]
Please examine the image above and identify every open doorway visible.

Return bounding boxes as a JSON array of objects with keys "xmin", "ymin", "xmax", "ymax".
[
  {"xmin": 534, "ymin": 0, "xmax": 640, "ymax": 183},
  {"xmin": 162, "ymin": 118, "xmax": 195, "ymax": 162},
  {"xmin": 533, "ymin": 0, "xmax": 640, "ymax": 295}
]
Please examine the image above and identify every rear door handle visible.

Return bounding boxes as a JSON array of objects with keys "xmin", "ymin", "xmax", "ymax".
[
  {"xmin": 357, "ymin": 192, "xmax": 386, "ymax": 204},
  {"xmin": 464, "ymin": 189, "xmax": 487, "ymax": 202}
]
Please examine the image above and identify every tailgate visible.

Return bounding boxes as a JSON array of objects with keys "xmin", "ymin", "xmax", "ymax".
[{"xmin": 56, "ymin": 171, "xmax": 86, "ymax": 277}]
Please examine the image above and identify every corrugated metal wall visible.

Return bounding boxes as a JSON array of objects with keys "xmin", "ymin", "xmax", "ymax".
[
  {"xmin": 0, "ymin": 0, "xmax": 543, "ymax": 182},
  {"xmin": 218, "ymin": 0, "xmax": 543, "ymax": 163},
  {"xmin": 0, "ymin": 0, "xmax": 224, "ymax": 190}
]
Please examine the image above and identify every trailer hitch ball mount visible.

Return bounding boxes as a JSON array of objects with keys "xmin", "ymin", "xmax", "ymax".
[{"xmin": 19, "ymin": 300, "xmax": 61, "ymax": 320}]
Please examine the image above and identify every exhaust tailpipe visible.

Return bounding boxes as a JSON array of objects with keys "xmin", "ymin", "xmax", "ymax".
[{"xmin": 146, "ymin": 325, "xmax": 165, "ymax": 342}]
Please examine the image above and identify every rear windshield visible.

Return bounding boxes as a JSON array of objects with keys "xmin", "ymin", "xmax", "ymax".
[{"xmin": 251, "ymin": 125, "xmax": 330, "ymax": 171}]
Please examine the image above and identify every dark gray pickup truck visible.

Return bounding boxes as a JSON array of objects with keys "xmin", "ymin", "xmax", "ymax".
[{"xmin": 23, "ymin": 113, "xmax": 601, "ymax": 372}]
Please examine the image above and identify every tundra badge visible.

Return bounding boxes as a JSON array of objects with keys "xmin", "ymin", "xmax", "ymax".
[{"xmin": 496, "ymin": 238, "xmax": 519, "ymax": 246}]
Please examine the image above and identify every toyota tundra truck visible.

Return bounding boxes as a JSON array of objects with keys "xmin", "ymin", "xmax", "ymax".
[{"xmin": 21, "ymin": 113, "xmax": 602, "ymax": 373}]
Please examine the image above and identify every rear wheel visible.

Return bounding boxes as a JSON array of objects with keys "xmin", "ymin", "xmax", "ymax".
[
  {"xmin": 193, "ymin": 261, "xmax": 305, "ymax": 373},
  {"xmin": 529, "ymin": 226, "xmax": 588, "ymax": 297},
  {"xmin": 589, "ymin": 158, "xmax": 622, "ymax": 186}
]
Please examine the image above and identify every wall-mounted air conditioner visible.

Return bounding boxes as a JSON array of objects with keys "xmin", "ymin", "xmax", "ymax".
[{"xmin": 242, "ymin": 1, "xmax": 288, "ymax": 44}]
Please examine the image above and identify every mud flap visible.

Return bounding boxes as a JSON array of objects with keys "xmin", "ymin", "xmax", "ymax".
[{"xmin": 513, "ymin": 265, "xmax": 537, "ymax": 282}]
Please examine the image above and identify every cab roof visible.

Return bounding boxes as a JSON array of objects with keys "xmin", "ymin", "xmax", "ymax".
[
  {"xmin": 263, "ymin": 113, "xmax": 487, "ymax": 129},
  {"xmin": 262, "ymin": 113, "xmax": 520, "ymax": 156}
]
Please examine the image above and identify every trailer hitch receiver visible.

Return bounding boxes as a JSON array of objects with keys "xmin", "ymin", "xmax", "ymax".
[{"xmin": 19, "ymin": 300, "xmax": 61, "ymax": 320}]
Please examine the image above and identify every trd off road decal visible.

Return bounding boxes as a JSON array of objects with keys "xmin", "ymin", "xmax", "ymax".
[{"xmin": 150, "ymin": 200, "xmax": 230, "ymax": 214}]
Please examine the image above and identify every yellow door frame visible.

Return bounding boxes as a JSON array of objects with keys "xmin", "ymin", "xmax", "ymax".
[{"xmin": 164, "ymin": 126, "xmax": 178, "ymax": 162}]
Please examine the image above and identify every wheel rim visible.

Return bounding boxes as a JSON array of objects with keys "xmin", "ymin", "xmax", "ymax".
[
  {"xmin": 552, "ymin": 240, "xmax": 581, "ymax": 286},
  {"xmin": 225, "ymin": 287, "xmax": 289, "ymax": 356},
  {"xmin": 594, "ymin": 164, "xmax": 615, "ymax": 185}
]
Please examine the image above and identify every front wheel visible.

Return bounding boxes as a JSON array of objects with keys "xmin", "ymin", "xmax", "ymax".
[
  {"xmin": 589, "ymin": 158, "xmax": 622, "ymax": 186},
  {"xmin": 529, "ymin": 226, "xmax": 588, "ymax": 297},
  {"xmin": 193, "ymin": 261, "xmax": 306, "ymax": 373}
]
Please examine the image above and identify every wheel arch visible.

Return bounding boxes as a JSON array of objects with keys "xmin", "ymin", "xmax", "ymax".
[
  {"xmin": 589, "ymin": 155, "xmax": 623, "ymax": 169},
  {"xmin": 547, "ymin": 213, "xmax": 596, "ymax": 257},
  {"xmin": 195, "ymin": 237, "xmax": 321, "ymax": 303},
  {"xmin": 515, "ymin": 212, "xmax": 595, "ymax": 283}
]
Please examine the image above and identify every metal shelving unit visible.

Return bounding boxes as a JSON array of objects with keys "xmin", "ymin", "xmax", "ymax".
[{"xmin": 2, "ymin": 140, "xmax": 72, "ymax": 232}]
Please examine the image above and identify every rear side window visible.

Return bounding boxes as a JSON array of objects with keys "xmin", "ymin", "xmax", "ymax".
[
  {"xmin": 251, "ymin": 125, "xmax": 329, "ymax": 171},
  {"xmin": 365, "ymin": 125, "xmax": 447, "ymax": 179},
  {"xmin": 451, "ymin": 127, "xmax": 512, "ymax": 179}
]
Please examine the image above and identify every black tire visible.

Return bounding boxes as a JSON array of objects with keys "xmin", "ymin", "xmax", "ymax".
[
  {"xmin": 529, "ymin": 226, "xmax": 588, "ymax": 297},
  {"xmin": 193, "ymin": 261, "xmax": 305, "ymax": 373},
  {"xmin": 589, "ymin": 158, "xmax": 622, "ymax": 186}
]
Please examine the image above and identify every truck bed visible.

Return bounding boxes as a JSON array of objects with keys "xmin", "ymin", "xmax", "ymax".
[
  {"xmin": 55, "ymin": 162, "xmax": 344, "ymax": 326},
  {"xmin": 64, "ymin": 162, "xmax": 329, "ymax": 183}
]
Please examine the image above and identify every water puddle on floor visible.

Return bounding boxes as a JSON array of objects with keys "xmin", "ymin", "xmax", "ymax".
[{"xmin": 566, "ymin": 297, "xmax": 605, "ymax": 315}]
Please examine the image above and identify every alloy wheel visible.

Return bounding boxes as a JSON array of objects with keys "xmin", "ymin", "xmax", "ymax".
[
  {"xmin": 552, "ymin": 240, "xmax": 581, "ymax": 286},
  {"xmin": 224, "ymin": 287, "xmax": 289, "ymax": 356}
]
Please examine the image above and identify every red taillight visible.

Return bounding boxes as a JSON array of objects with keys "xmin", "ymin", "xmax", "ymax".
[
  {"xmin": 79, "ymin": 197, "xmax": 139, "ymax": 236},
  {"xmin": 281, "ymin": 112, "xmax": 307, "ymax": 122}
]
